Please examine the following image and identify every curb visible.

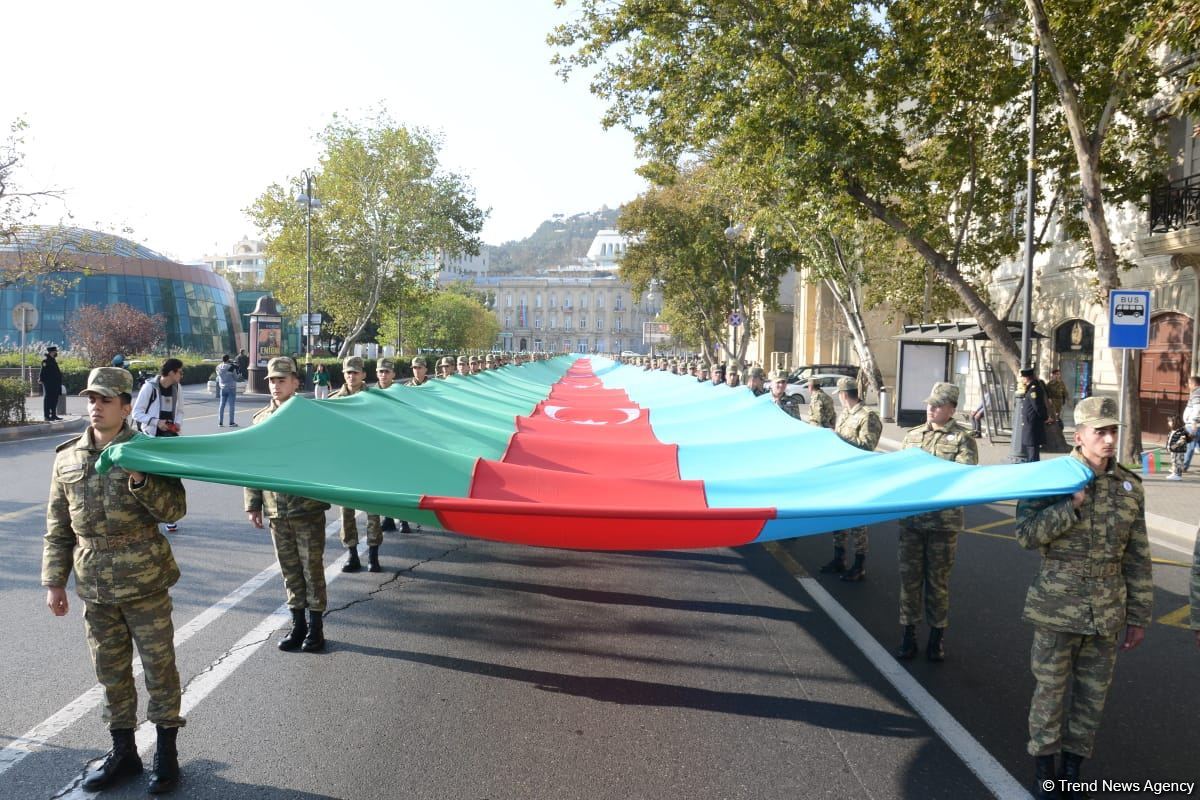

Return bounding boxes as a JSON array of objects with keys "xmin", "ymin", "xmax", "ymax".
[{"xmin": 0, "ymin": 416, "xmax": 88, "ymax": 442}]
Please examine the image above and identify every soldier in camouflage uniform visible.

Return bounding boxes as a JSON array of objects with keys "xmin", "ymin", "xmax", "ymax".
[
  {"xmin": 823, "ymin": 377, "xmax": 883, "ymax": 581},
  {"xmin": 436, "ymin": 355, "xmax": 453, "ymax": 379},
  {"xmin": 896, "ymin": 382, "xmax": 978, "ymax": 663},
  {"xmin": 329, "ymin": 356, "xmax": 383, "ymax": 572},
  {"xmin": 747, "ymin": 366, "xmax": 767, "ymax": 396},
  {"xmin": 43, "ymin": 367, "xmax": 187, "ymax": 794},
  {"xmin": 726, "ymin": 362, "xmax": 742, "ymax": 387},
  {"xmin": 404, "ymin": 355, "xmax": 430, "ymax": 386},
  {"xmin": 245, "ymin": 357, "xmax": 332, "ymax": 654},
  {"xmin": 807, "ymin": 377, "xmax": 837, "ymax": 429},
  {"xmin": 768, "ymin": 370, "xmax": 802, "ymax": 419},
  {"xmin": 1015, "ymin": 396, "xmax": 1152, "ymax": 799},
  {"xmin": 1044, "ymin": 368, "xmax": 1069, "ymax": 425}
]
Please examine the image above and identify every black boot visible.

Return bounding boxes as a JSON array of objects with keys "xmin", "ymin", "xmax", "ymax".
[
  {"xmin": 896, "ymin": 625, "xmax": 917, "ymax": 660},
  {"xmin": 1059, "ymin": 752, "xmax": 1088, "ymax": 799},
  {"xmin": 400, "ymin": 520, "xmax": 413, "ymax": 533},
  {"xmin": 1034, "ymin": 755, "xmax": 1059, "ymax": 799},
  {"xmin": 381, "ymin": 517, "xmax": 397, "ymax": 532},
  {"xmin": 147, "ymin": 725, "xmax": 179, "ymax": 794},
  {"xmin": 342, "ymin": 547, "xmax": 361, "ymax": 573},
  {"xmin": 82, "ymin": 727, "xmax": 142, "ymax": 790},
  {"xmin": 926, "ymin": 627, "xmax": 945, "ymax": 662},
  {"xmin": 301, "ymin": 610, "xmax": 324, "ymax": 652},
  {"xmin": 367, "ymin": 545, "xmax": 381, "ymax": 573},
  {"xmin": 278, "ymin": 608, "xmax": 307, "ymax": 651},
  {"xmin": 819, "ymin": 546, "xmax": 846, "ymax": 574},
  {"xmin": 841, "ymin": 554, "xmax": 866, "ymax": 581}
]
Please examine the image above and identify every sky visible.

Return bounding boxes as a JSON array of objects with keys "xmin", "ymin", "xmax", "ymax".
[{"xmin": 6, "ymin": 0, "xmax": 646, "ymax": 261}]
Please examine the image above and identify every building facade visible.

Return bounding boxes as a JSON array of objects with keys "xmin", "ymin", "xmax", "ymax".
[
  {"xmin": 1, "ymin": 227, "xmax": 244, "ymax": 355},
  {"xmin": 201, "ymin": 236, "xmax": 268, "ymax": 286}
]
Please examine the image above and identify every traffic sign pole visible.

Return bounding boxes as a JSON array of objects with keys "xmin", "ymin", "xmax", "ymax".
[{"xmin": 1107, "ymin": 289, "xmax": 1150, "ymax": 464}]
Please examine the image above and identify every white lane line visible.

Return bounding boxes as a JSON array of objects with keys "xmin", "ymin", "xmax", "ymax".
[
  {"xmin": 53, "ymin": 539, "xmax": 367, "ymax": 800},
  {"xmin": 792, "ymin": 573, "xmax": 1031, "ymax": 800},
  {"xmin": 0, "ymin": 516, "xmax": 343, "ymax": 778}
]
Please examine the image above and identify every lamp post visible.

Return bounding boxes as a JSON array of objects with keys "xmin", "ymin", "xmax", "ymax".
[{"xmin": 296, "ymin": 170, "xmax": 322, "ymax": 389}]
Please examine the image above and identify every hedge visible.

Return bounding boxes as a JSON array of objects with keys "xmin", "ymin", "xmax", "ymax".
[{"xmin": 0, "ymin": 378, "xmax": 29, "ymax": 426}]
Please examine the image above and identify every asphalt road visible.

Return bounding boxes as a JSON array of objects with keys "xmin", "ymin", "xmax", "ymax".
[{"xmin": 0, "ymin": 388, "xmax": 1196, "ymax": 799}]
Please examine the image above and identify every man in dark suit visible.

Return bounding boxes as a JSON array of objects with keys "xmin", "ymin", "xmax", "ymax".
[
  {"xmin": 39, "ymin": 346, "xmax": 63, "ymax": 421},
  {"xmin": 1018, "ymin": 367, "xmax": 1048, "ymax": 462}
]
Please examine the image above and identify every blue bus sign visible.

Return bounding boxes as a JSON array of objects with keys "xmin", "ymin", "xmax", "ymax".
[{"xmin": 1107, "ymin": 290, "xmax": 1150, "ymax": 349}]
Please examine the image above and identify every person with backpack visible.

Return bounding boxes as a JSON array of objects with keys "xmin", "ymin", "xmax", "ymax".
[{"xmin": 133, "ymin": 358, "xmax": 186, "ymax": 532}]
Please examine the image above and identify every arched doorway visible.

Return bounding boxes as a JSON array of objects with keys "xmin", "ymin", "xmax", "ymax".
[
  {"xmin": 1054, "ymin": 319, "xmax": 1094, "ymax": 420},
  {"xmin": 1138, "ymin": 311, "xmax": 1193, "ymax": 444},
  {"xmin": 519, "ymin": 337, "xmax": 528, "ymax": 351}
]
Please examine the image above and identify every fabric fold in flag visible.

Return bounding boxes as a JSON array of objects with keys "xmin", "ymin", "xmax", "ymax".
[{"xmin": 100, "ymin": 355, "xmax": 1093, "ymax": 550}]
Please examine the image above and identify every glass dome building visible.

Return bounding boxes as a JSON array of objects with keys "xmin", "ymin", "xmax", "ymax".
[{"xmin": 0, "ymin": 227, "xmax": 243, "ymax": 354}]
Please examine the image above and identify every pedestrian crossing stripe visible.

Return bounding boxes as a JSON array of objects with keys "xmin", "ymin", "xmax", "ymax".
[
  {"xmin": 1157, "ymin": 604, "xmax": 1193, "ymax": 630},
  {"xmin": 969, "ymin": 518, "xmax": 1013, "ymax": 533},
  {"xmin": 0, "ymin": 504, "xmax": 40, "ymax": 524}
]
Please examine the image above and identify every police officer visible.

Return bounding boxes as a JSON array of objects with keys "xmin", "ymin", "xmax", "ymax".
[
  {"xmin": 769, "ymin": 370, "xmax": 802, "ymax": 419},
  {"xmin": 747, "ymin": 366, "xmax": 767, "ymax": 396},
  {"xmin": 1015, "ymin": 396, "xmax": 1152, "ymax": 798},
  {"xmin": 807, "ymin": 376, "xmax": 836, "ymax": 429},
  {"xmin": 330, "ymin": 356, "xmax": 384, "ymax": 572},
  {"xmin": 245, "ymin": 357, "xmax": 332, "ymax": 653},
  {"xmin": 823, "ymin": 377, "xmax": 883, "ymax": 581},
  {"xmin": 896, "ymin": 382, "xmax": 978, "ymax": 662},
  {"xmin": 39, "ymin": 344, "xmax": 63, "ymax": 421},
  {"xmin": 1018, "ymin": 367, "xmax": 1049, "ymax": 462},
  {"xmin": 43, "ymin": 366, "xmax": 187, "ymax": 793},
  {"xmin": 404, "ymin": 355, "xmax": 430, "ymax": 386}
]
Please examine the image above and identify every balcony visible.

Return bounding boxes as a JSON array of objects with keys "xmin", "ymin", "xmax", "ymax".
[{"xmin": 1150, "ymin": 174, "xmax": 1200, "ymax": 234}]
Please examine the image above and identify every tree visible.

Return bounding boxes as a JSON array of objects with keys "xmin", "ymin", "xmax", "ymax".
[
  {"xmin": 65, "ymin": 303, "xmax": 165, "ymax": 367},
  {"xmin": 379, "ymin": 288, "xmax": 499, "ymax": 353},
  {"xmin": 617, "ymin": 163, "xmax": 798, "ymax": 365},
  {"xmin": 248, "ymin": 110, "xmax": 486, "ymax": 357}
]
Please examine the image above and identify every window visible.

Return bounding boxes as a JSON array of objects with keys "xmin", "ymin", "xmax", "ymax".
[
  {"xmin": 596, "ymin": 293, "xmax": 604, "ymax": 309},
  {"xmin": 506, "ymin": 294, "xmax": 513, "ymax": 308},
  {"xmin": 615, "ymin": 295, "xmax": 625, "ymax": 311},
  {"xmin": 549, "ymin": 293, "xmax": 557, "ymax": 308},
  {"xmin": 579, "ymin": 314, "xmax": 587, "ymax": 329},
  {"xmin": 596, "ymin": 315, "xmax": 603, "ymax": 330},
  {"xmin": 504, "ymin": 316, "xmax": 512, "ymax": 328},
  {"xmin": 578, "ymin": 338, "xmax": 587, "ymax": 352},
  {"xmin": 615, "ymin": 317, "xmax": 622, "ymax": 331},
  {"xmin": 535, "ymin": 293, "xmax": 542, "ymax": 309},
  {"xmin": 535, "ymin": 317, "xmax": 542, "ymax": 329},
  {"xmin": 580, "ymin": 292, "xmax": 588, "ymax": 309}
]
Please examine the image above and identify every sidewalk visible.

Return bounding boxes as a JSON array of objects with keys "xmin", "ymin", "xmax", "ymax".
[{"xmin": 875, "ymin": 412, "xmax": 1199, "ymax": 551}]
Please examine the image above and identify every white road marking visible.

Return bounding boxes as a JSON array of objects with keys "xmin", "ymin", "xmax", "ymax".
[{"xmin": 0, "ymin": 516, "xmax": 345, "ymax": 779}]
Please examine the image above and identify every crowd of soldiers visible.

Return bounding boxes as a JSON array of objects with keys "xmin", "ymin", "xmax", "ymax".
[{"xmin": 38, "ymin": 353, "xmax": 1200, "ymax": 797}]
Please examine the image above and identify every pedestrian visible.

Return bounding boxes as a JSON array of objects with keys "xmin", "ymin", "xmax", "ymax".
[
  {"xmin": 403, "ymin": 355, "xmax": 430, "ymax": 387},
  {"xmin": 215, "ymin": 354, "xmax": 239, "ymax": 427},
  {"xmin": 133, "ymin": 358, "xmax": 187, "ymax": 532},
  {"xmin": 1045, "ymin": 368, "xmax": 1069, "ymax": 427},
  {"xmin": 1017, "ymin": 367, "xmax": 1048, "ymax": 462},
  {"xmin": 235, "ymin": 349, "xmax": 250, "ymax": 380},
  {"xmin": 896, "ymin": 382, "xmax": 978, "ymax": 662},
  {"xmin": 43, "ymin": 366, "xmax": 187, "ymax": 793},
  {"xmin": 1181, "ymin": 376, "xmax": 1200, "ymax": 473},
  {"xmin": 39, "ymin": 345, "xmax": 64, "ymax": 421},
  {"xmin": 822, "ymin": 377, "xmax": 883, "ymax": 581},
  {"xmin": 970, "ymin": 387, "xmax": 992, "ymax": 438},
  {"xmin": 807, "ymin": 377, "xmax": 836, "ymax": 429},
  {"xmin": 1015, "ymin": 396, "xmax": 1152, "ymax": 798},
  {"xmin": 1162, "ymin": 414, "xmax": 1189, "ymax": 481},
  {"xmin": 313, "ymin": 363, "xmax": 331, "ymax": 399},
  {"xmin": 747, "ymin": 366, "xmax": 767, "ymax": 396},
  {"xmin": 769, "ymin": 369, "xmax": 802, "ymax": 419},
  {"xmin": 329, "ymin": 356, "xmax": 383, "ymax": 572},
  {"xmin": 245, "ymin": 357, "xmax": 331, "ymax": 653}
]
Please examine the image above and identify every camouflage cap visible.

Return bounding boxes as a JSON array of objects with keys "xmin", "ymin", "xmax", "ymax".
[
  {"xmin": 836, "ymin": 376, "xmax": 858, "ymax": 392},
  {"xmin": 1074, "ymin": 396, "xmax": 1120, "ymax": 429},
  {"xmin": 438, "ymin": 356, "xmax": 454, "ymax": 367},
  {"xmin": 924, "ymin": 381, "xmax": 959, "ymax": 407},
  {"xmin": 411, "ymin": 355, "xmax": 427, "ymax": 368},
  {"xmin": 79, "ymin": 366, "xmax": 132, "ymax": 398},
  {"xmin": 485, "ymin": 353, "xmax": 495, "ymax": 362},
  {"xmin": 456, "ymin": 355, "xmax": 467, "ymax": 365},
  {"xmin": 468, "ymin": 355, "xmax": 479, "ymax": 364},
  {"xmin": 769, "ymin": 369, "xmax": 789, "ymax": 382},
  {"xmin": 377, "ymin": 357, "xmax": 396, "ymax": 372},
  {"xmin": 749, "ymin": 366, "xmax": 766, "ymax": 379},
  {"xmin": 342, "ymin": 356, "xmax": 365, "ymax": 373},
  {"xmin": 266, "ymin": 356, "xmax": 299, "ymax": 379}
]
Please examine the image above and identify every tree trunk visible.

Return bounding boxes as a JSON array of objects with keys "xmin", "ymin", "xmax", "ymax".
[{"xmin": 822, "ymin": 276, "xmax": 884, "ymax": 399}]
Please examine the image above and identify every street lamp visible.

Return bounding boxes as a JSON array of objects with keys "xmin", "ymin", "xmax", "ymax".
[{"xmin": 296, "ymin": 170, "xmax": 322, "ymax": 389}]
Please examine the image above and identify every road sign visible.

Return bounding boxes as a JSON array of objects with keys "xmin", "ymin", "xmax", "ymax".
[
  {"xmin": 11, "ymin": 302, "xmax": 38, "ymax": 332},
  {"xmin": 728, "ymin": 312, "xmax": 743, "ymax": 327},
  {"xmin": 642, "ymin": 321, "xmax": 671, "ymax": 344},
  {"xmin": 1107, "ymin": 289, "xmax": 1150, "ymax": 349}
]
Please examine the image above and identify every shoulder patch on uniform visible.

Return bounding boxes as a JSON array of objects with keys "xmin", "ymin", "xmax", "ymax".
[
  {"xmin": 55, "ymin": 436, "xmax": 83, "ymax": 452},
  {"xmin": 1114, "ymin": 463, "xmax": 1143, "ymax": 484}
]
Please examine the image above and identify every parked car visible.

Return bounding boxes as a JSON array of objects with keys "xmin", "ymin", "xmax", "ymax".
[
  {"xmin": 788, "ymin": 364, "xmax": 858, "ymax": 385},
  {"xmin": 785, "ymin": 372, "xmax": 849, "ymax": 402}
]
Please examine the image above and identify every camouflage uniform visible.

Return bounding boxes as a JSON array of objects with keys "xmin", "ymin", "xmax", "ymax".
[
  {"xmin": 403, "ymin": 355, "xmax": 430, "ymax": 386},
  {"xmin": 1045, "ymin": 376, "xmax": 1069, "ymax": 420},
  {"xmin": 1015, "ymin": 441, "xmax": 1153, "ymax": 759},
  {"xmin": 329, "ymin": 364, "xmax": 381, "ymax": 549},
  {"xmin": 832, "ymin": 398, "xmax": 883, "ymax": 556},
  {"xmin": 898, "ymin": 414, "xmax": 978, "ymax": 628},
  {"xmin": 43, "ymin": 416, "xmax": 187, "ymax": 731},
  {"xmin": 808, "ymin": 388, "xmax": 836, "ymax": 429},
  {"xmin": 244, "ymin": 401, "xmax": 331, "ymax": 612}
]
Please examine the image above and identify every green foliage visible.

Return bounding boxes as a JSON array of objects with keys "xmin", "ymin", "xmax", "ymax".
[
  {"xmin": 248, "ymin": 109, "xmax": 486, "ymax": 356},
  {"xmin": 0, "ymin": 377, "xmax": 27, "ymax": 426},
  {"xmin": 489, "ymin": 207, "xmax": 621, "ymax": 273},
  {"xmin": 378, "ymin": 289, "xmax": 500, "ymax": 353}
]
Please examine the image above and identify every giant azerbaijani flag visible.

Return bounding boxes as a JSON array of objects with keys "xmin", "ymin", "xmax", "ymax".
[{"xmin": 99, "ymin": 356, "xmax": 1092, "ymax": 550}]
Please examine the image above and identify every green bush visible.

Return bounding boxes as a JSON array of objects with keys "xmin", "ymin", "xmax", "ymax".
[{"xmin": 0, "ymin": 378, "xmax": 29, "ymax": 426}]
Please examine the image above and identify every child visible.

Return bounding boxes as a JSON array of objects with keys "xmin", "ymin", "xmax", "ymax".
[{"xmin": 1166, "ymin": 414, "xmax": 1190, "ymax": 480}]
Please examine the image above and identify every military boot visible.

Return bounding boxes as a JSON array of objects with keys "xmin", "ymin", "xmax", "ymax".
[
  {"xmin": 82, "ymin": 727, "xmax": 142, "ymax": 790},
  {"xmin": 1059, "ymin": 752, "xmax": 1088, "ymax": 799},
  {"xmin": 819, "ymin": 546, "xmax": 846, "ymax": 574},
  {"xmin": 342, "ymin": 547, "xmax": 361, "ymax": 572},
  {"xmin": 1034, "ymin": 755, "xmax": 1059, "ymax": 799},
  {"xmin": 301, "ymin": 610, "xmax": 325, "ymax": 652},
  {"xmin": 380, "ymin": 517, "xmax": 397, "ymax": 532},
  {"xmin": 926, "ymin": 627, "xmax": 945, "ymax": 662},
  {"xmin": 367, "ymin": 545, "xmax": 381, "ymax": 573},
  {"xmin": 841, "ymin": 554, "xmax": 866, "ymax": 582},
  {"xmin": 278, "ymin": 608, "xmax": 307, "ymax": 651},
  {"xmin": 146, "ymin": 725, "xmax": 179, "ymax": 794},
  {"xmin": 896, "ymin": 625, "xmax": 918, "ymax": 660}
]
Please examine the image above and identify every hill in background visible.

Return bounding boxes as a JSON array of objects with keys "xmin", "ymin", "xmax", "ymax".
[{"xmin": 487, "ymin": 206, "xmax": 620, "ymax": 274}]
